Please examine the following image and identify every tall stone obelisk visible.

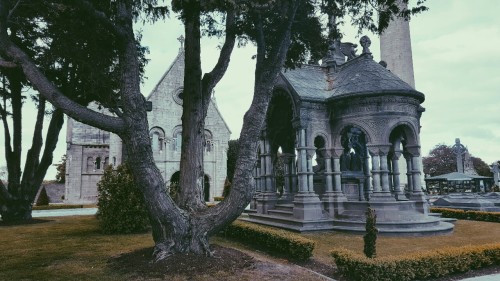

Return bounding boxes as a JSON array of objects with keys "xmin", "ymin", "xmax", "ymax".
[{"xmin": 380, "ymin": 0, "xmax": 415, "ymax": 88}]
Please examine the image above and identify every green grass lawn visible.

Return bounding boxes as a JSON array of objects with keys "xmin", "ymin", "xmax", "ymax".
[{"xmin": 1, "ymin": 216, "xmax": 499, "ymax": 280}]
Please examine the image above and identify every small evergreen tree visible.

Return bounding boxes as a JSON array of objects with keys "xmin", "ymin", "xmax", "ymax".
[
  {"xmin": 222, "ymin": 178, "xmax": 231, "ymax": 197},
  {"xmin": 363, "ymin": 207, "xmax": 378, "ymax": 258},
  {"xmin": 55, "ymin": 155, "xmax": 67, "ymax": 183},
  {"xmin": 96, "ymin": 164, "xmax": 150, "ymax": 234}
]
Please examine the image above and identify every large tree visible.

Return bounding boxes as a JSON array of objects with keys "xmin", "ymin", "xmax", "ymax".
[
  {"xmin": 0, "ymin": 0, "xmax": 145, "ymax": 222},
  {"xmin": 0, "ymin": 0, "xmax": 426, "ymax": 260}
]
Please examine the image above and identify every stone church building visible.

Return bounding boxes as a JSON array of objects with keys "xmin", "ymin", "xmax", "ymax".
[{"xmin": 64, "ymin": 48, "xmax": 231, "ymax": 204}]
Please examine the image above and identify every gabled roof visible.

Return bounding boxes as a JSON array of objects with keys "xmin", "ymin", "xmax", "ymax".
[
  {"xmin": 426, "ymin": 172, "xmax": 492, "ymax": 181},
  {"xmin": 146, "ymin": 48, "xmax": 184, "ymax": 101},
  {"xmin": 281, "ymin": 53, "xmax": 424, "ymax": 103}
]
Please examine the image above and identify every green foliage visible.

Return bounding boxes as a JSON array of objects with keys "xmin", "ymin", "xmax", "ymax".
[
  {"xmin": 423, "ymin": 144, "xmax": 456, "ymax": 176},
  {"xmin": 423, "ymin": 143, "xmax": 491, "ymax": 177},
  {"xmin": 430, "ymin": 208, "xmax": 500, "ymax": 223},
  {"xmin": 220, "ymin": 220, "xmax": 315, "ymax": 261},
  {"xmin": 35, "ymin": 187, "xmax": 50, "ymax": 206},
  {"xmin": 168, "ymin": 181, "xmax": 181, "ymax": 204},
  {"xmin": 55, "ymin": 154, "xmax": 66, "ymax": 183},
  {"xmin": 363, "ymin": 207, "xmax": 377, "ymax": 258},
  {"xmin": 226, "ymin": 139, "xmax": 239, "ymax": 181},
  {"xmin": 471, "ymin": 156, "xmax": 493, "ymax": 177},
  {"xmin": 331, "ymin": 243, "xmax": 500, "ymax": 281},
  {"xmin": 96, "ymin": 164, "xmax": 150, "ymax": 234}
]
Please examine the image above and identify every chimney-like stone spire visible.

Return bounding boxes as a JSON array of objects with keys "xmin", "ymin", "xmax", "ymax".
[{"xmin": 380, "ymin": 0, "xmax": 415, "ymax": 88}]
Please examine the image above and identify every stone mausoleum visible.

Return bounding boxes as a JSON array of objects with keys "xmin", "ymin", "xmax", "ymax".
[
  {"xmin": 243, "ymin": 36, "xmax": 454, "ymax": 234},
  {"xmin": 65, "ymin": 47, "xmax": 231, "ymax": 204}
]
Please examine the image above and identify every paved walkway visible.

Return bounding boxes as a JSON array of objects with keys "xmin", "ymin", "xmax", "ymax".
[
  {"xmin": 460, "ymin": 274, "xmax": 500, "ymax": 281},
  {"xmin": 32, "ymin": 207, "xmax": 97, "ymax": 217}
]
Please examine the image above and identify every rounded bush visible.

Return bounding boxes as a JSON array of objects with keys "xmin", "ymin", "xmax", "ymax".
[{"xmin": 96, "ymin": 164, "xmax": 150, "ymax": 234}]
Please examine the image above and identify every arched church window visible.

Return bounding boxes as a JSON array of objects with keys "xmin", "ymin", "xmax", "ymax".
[
  {"xmin": 172, "ymin": 126, "xmax": 182, "ymax": 152},
  {"xmin": 104, "ymin": 157, "xmax": 109, "ymax": 167},
  {"xmin": 150, "ymin": 127, "xmax": 166, "ymax": 153},
  {"xmin": 204, "ymin": 130, "xmax": 214, "ymax": 153},
  {"xmin": 86, "ymin": 157, "xmax": 94, "ymax": 172},
  {"xmin": 95, "ymin": 157, "xmax": 102, "ymax": 170},
  {"xmin": 113, "ymin": 157, "xmax": 116, "ymax": 166}
]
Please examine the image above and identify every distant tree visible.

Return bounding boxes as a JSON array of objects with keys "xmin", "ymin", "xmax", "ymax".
[
  {"xmin": 54, "ymin": 155, "xmax": 66, "ymax": 183},
  {"xmin": 471, "ymin": 157, "xmax": 492, "ymax": 177},
  {"xmin": 423, "ymin": 143, "xmax": 492, "ymax": 177},
  {"xmin": 423, "ymin": 144, "xmax": 456, "ymax": 177}
]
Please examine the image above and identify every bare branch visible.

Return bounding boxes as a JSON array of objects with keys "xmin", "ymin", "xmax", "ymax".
[
  {"xmin": 0, "ymin": 37, "xmax": 126, "ymax": 134},
  {"xmin": 201, "ymin": 6, "xmax": 237, "ymax": 99},
  {"xmin": 7, "ymin": 0, "xmax": 22, "ymax": 20}
]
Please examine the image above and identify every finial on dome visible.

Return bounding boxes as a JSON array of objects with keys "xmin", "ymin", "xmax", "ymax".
[{"xmin": 360, "ymin": 35, "xmax": 371, "ymax": 54}]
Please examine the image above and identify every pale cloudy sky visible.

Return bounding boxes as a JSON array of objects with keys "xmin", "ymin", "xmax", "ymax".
[{"xmin": 1, "ymin": 0, "xmax": 499, "ymax": 179}]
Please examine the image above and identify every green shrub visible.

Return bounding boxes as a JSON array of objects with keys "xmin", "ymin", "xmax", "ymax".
[
  {"xmin": 36, "ymin": 187, "xmax": 50, "ymax": 206},
  {"xmin": 431, "ymin": 207, "xmax": 500, "ymax": 223},
  {"xmin": 363, "ymin": 207, "xmax": 377, "ymax": 258},
  {"xmin": 220, "ymin": 220, "xmax": 315, "ymax": 261},
  {"xmin": 96, "ymin": 164, "xmax": 150, "ymax": 234},
  {"xmin": 331, "ymin": 243, "xmax": 500, "ymax": 281}
]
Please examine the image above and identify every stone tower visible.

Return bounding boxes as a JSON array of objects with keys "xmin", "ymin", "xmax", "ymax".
[{"xmin": 380, "ymin": 0, "xmax": 415, "ymax": 88}]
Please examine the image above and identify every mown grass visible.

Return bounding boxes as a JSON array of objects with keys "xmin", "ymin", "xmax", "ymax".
[
  {"xmin": 0, "ymin": 216, "xmax": 153, "ymax": 281},
  {"xmin": 1, "ymin": 216, "xmax": 500, "ymax": 280}
]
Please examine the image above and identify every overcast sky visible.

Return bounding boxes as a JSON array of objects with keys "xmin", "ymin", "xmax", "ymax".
[{"xmin": 1, "ymin": 0, "xmax": 499, "ymax": 180}]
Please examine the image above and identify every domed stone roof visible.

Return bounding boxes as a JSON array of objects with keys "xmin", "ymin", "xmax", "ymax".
[{"xmin": 280, "ymin": 53, "xmax": 424, "ymax": 103}]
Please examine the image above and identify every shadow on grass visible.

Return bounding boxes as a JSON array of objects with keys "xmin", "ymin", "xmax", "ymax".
[
  {"xmin": 108, "ymin": 244, "xmax": 255, "ymax": 279},
  {"xmin": 0, "ymin": 218, "xmax": 52, "ymax": 227}
]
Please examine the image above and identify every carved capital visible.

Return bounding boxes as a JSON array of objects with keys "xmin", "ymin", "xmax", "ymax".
[{"xmin": 405, "ymin": 145, "xmax": 421, "ymax": 156}]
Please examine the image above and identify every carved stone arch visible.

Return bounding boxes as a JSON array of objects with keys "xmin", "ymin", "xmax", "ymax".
[
  {"xmin": 312, "ymin": 131, "xmax": 330, "ymax": 149},
  {"xmin": 269, "ymin": 86, "xmax": 299, "ymax": 120},
  {"xmin": 266, "ymin": 88, "xmax": 297, "ymax": 155},
  {"xmin": 150, "ymin": 126, "xmax": 166, "ymax": 152},
  {"xmin": 332, "ymin": 122, "xmax": 372, "ymax": 148},
  {"xmin": 171, "ymin": 125, "xmax": 183, "ymax": 151},
  {"xmin": 387, "ymin": 121, "xmax": 419, "ymax": 147}
]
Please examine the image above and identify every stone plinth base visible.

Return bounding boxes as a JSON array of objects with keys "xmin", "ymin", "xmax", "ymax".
[
  {"xmin": 322, "ymin": 192, "xmax": 347, "ymax": 218},
  {"xmin": 256, "ymin": 192, "xmax": 278, "ymax": 214},
  {"xmin": 293, "ymin": 193, "xmax": 324, "ymax": 221}
]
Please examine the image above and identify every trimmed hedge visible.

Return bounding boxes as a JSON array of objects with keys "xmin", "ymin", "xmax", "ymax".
[
  {"xmin": 331, "ymin": 243, "xmax": 500, "ymax": 281},
  {"xmin": 220, "ymin": 220, "xmax": 315, "ymax": 261},
  {"xmin": 431, "ymin": 207, "xmax": 500, "ymax": 223}
]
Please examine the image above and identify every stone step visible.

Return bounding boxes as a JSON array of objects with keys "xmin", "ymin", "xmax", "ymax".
[
  {"xmin": 242, "ymin": 213, "xmax": 335, "ymax": 232},
  {"xmin": 274, "ymin": 203, "xmax": 294, "ymax": 212},
  {"xmin": 267, "ymin": 209, "xmax": 293, "ymax": 218}
]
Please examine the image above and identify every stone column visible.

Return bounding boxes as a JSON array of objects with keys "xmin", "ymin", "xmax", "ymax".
[
  {"xmin": 256, "ymin": 132, "xmax": 277, "ymax": 214},
  {"xmin": 369, "ymin": 146, "xmax": 395, "ymax": 201},
  {"xmin": 391, "ymin": 151, "xmax": 407, "ymax": 200},
  {"xmin": 279, "ymin": 153, "xmax": 295, "ymax": 202},
  {"xmin": 292, "ymin": 127, "xmax": 323, "ymax": 220},
  {"xmin": 322, "ymin": 148, "xmax": 347, "ymax": 217},
  {"xmin": 406, "ymin": 145, "xmax": 428, "ymax": 214}
]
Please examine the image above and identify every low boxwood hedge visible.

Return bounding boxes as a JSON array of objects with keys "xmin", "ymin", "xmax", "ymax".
[
  {"xmin": 331, "ymin": 243, "xmax": 500, "ymax": 281},
  {"xmin": 219, "ymin": 220, "xmax": 315, "ymax": 261},
  {"xmin": 431, "ymin": 207, "xmax": 500, "ymax": 223}
]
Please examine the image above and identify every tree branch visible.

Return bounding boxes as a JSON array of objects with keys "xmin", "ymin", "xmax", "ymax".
[
  {"xmin": 201, "ymin": 5, "xmax": 236, "ymax": 100},
  {"xmin": 0, "ymin": 57, "xmax": 16, "ymax": 68},
  {"xmin": 0, "ymin": 37, "xmax": 126, "ymax": 134}
]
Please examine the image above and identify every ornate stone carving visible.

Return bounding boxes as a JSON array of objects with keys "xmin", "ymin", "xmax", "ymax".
[{"xmin": 360, "ymin": 35, "xmax": 371, "ymax": 54}]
